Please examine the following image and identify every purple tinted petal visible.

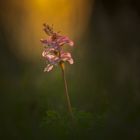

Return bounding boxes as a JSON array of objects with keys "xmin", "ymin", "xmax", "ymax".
[
  {"xmin": 45, "ymin": 54, "xmax": 60, "ymax": 64},
  {"xmin": 42, "ymin": 48, "xmax": 55, "ymax": 57},
  {"xmin": 46, "ymin": 54, "xmax": 56, "ymax": 61}
]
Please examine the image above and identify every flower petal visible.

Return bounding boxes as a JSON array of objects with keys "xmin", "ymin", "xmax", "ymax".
[
  {"xmin": 56, "ymin": 36, "xmax": 74, "ymax": 47},
  {"xmin": 62, "ymin": 57, "xmax": 74, "ymax": 64},
  {"xmin": 42, "ymin": 48, "xmax": 55, "ymax": 57},
  {"xmin": 40, "ymin": 37, "xmax": 53, "ymax": 46},
  {"xmin": 61, "ymin": 52, "xmax": 71, "ymax": 58},
  {"xmin": 44, "ymin": 64, "xmax": 54, "ymax": 72},
  {"xmin": 67, "ymin": 58, "xmax": 74, "ymax": 64},
  {"xmin": 61, "ymin": 52, "xmax": 74, "ymax": 64},
  {"xmin": 68, "ymin": 40, "xmax": 74, "ymax": 46},
  {"xmin": 44, "ymin": 53, "xmax": 60, "ymax": 64}
]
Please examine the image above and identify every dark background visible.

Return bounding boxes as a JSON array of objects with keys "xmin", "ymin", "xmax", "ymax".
[{"xmin": 0, "ymin": 0, "xmax": 140, "ymax": 139}]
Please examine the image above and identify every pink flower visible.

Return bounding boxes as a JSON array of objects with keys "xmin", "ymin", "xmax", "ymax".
[
  {"xmin": 56, "ymin": 36, "xmax": 74, "ymax": 46},
  {"xmin": 43, "ymin": 51, "xmax": 73, "ymax": 72},
  {"xmin": 41, "ymin": 35, "xmax": 74, "ymax": 49},
  {"xmin": 41, "ymin": 23, "xmax": 74, "ymax": 72},
  {"xmin": 60, "ymin": 52, "xmax": 74, "ymax": 64}
]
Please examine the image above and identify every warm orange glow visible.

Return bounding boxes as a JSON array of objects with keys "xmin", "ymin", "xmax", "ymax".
[{"xmin": 5, "ymin": 0, "xmax": 93, "ymax": 61}]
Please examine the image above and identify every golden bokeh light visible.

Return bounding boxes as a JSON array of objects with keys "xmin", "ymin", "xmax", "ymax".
[{"xmin": 4, "ymin": 0, "xmax": 93, "ymax": 61}]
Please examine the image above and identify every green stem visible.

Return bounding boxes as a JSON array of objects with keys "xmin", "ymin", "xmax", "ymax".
[{"xmin": 60, "ymin": 62, "xmax": 74, "ymax": 120}]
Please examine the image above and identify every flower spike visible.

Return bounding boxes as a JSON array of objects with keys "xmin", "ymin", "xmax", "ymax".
[{"xmin": 41, "ymin": 23, "xmax": 74, "ymax": 72}]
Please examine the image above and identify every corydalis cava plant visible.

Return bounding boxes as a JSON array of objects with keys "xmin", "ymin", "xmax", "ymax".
[{"xmin": 41, "ymin": 23, "xmax": 74, "ymax": 119}]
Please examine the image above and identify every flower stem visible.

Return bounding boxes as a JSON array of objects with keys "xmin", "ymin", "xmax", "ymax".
[{"xmin": 60, "ymin": 62, "xmax": 74, "ymax": 120}]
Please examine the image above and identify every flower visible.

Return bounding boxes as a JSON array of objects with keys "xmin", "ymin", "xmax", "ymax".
[
  {"xmin": 41, "ymin": 34, "xmax": 74, "ymax": 49},
  {"xmin": 41, "ymin": 23, "xmax": 74, "ymax": 72}
]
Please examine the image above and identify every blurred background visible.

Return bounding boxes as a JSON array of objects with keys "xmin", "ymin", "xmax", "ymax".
[{"xmin": 0, "ymin": 0, "xmax": 140, "ymax": 139}]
